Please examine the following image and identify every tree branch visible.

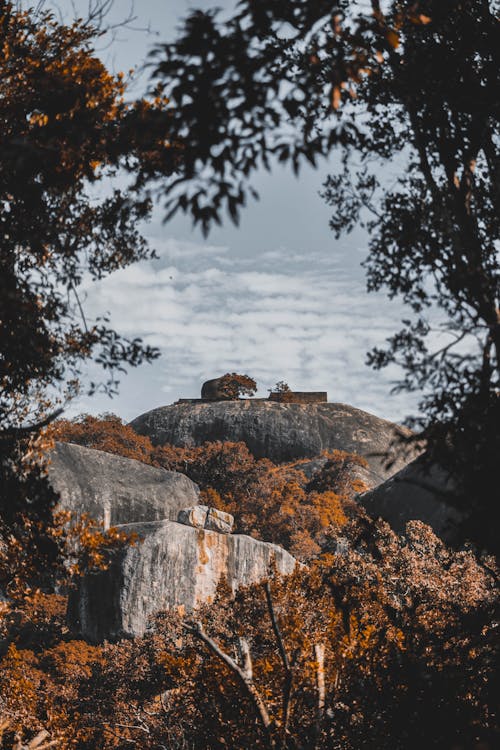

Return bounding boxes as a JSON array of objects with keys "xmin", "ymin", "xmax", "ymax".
[
  {"xmin": 0, "ymin": 409, "xmax": 64, "ymax": 441},
  {"xmin": 264, "ymin": 581, "xmax": 293, "ymax": 746},
  {"xmin": 184, "ymin": 621, "xmax": 275, "ymax": 746},
  {"xmin": 313, "ymin": 643, "xmax": 326, "ymax": 746}
]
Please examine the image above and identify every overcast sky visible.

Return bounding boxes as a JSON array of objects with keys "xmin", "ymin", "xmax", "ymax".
[{"xmin": 51, "ymin": 0, "xmax": 420, "ymax": 424}]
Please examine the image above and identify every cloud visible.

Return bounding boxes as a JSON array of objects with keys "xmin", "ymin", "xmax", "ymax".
[{"xmin": 74, "ymin": 237, "xmax": 421, "ymax": 423}]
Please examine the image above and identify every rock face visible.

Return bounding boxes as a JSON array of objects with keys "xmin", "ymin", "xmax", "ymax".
[
  {"xmin": 68, "ymin": 520, "xmax": 297, "ymax": 642},
  {"xmin": 359, "ymin": 457, "xmax": 465, "ymax": 543},
  {"xmin": 49, "ymin": 442, "xmax": 199, "ymax": 527},
  {"xmin": 130, "ymin": 401, "xmax": 415, "ymax": 486}
]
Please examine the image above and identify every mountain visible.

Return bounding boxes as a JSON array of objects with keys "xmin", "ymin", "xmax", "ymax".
[{"xmin": 130, "ymin": 400, "xmax": 415, "ymax": 486}]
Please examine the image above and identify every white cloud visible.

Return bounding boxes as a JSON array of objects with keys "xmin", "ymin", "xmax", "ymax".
[{"xmin": 72, "ymin": 237, "xmax": 421, "ymax": 424}]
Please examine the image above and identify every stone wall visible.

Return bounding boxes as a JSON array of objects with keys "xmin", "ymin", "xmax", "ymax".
[
  {"xmin": 176, "ymin": 392, "xmax": 328, "ymax": 404},
  {"xmin": 268, "ymin": 391, "xmax": 328, "ymax": 404}
]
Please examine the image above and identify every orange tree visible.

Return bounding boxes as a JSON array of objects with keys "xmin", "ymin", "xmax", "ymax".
[
  {"xmin": 51, "ymin": 413, "xmax": 157, "ymax": 465},
  {"xmin": 0, "ymin": 3, "xmax": 174, "ymax": 605},
  {"xmin": 218, "ymin": 373, "xmax": 258, "ymax": 399}
]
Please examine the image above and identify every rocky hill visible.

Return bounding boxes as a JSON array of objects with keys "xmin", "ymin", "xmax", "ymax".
[
  {"xmin": 130, "ymin": 400, "xmax": 415, "ymax": 486},
  {"xmin": 359, "ymin": 457, "xmax": 464, "ymax": 544},
  {"xmin": 47, "ymin": 402, "xmax": 464, "ymax": 643}
]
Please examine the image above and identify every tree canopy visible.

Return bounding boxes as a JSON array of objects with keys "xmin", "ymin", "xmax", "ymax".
[{"xmin": 0, "ymin": 1, "xmax": 174, "ymax": 599}]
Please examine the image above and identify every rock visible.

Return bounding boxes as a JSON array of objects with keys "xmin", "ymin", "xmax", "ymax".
[
  {"xmin": 49, "ymin": 442, "xmax": 199, "ymax": 527},
  {"xmin": 201, "ymin": 376, "xmax": 232, "ymax": 400},
  {"xmin": 130, "ymin": 401, "xmax": 416, "ymax": 485},
  {"xmin": 177, "ymin": 505, "xmax": 234, "ymax": 533},
  {"xmin": 287, "ymin": 456, "xmax": 379, "ymax": 491},
  {"xmin": 68, "ymin": 520, "xmax": 297, "ymax": 641},
  {"xmin": 359, "ymin": 457, "xmax": 465, "ymax": 544},
  {"xmin": 177, "ymin": 505, "xmax": 209, "ymax": 529},
  {"xmin": 205, "ymin": 507, "xmax": 234, "ymax": 534}
]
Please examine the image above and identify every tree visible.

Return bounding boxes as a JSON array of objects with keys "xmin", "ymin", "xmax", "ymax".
[
  {"xmin": 149, "ymin": 0, "xmax": 499, "ymax": 550},
  {"xmin": 218, "ymin": 373, "xmax": 258, "ymax": 399},
  {"xmin": 268, "ymin": 381, "xmax": 294, "ymax": 402},
  {"xmin": 51, "ymin": 413, "xmax": 157, "ymax": 464},
  {"xmin": 1, "ymin": 521, "xmax": 497, "ymax": 749},
  {"xmin": 0, "ymin": 2, "xmax": 173, "ymax": 602}
]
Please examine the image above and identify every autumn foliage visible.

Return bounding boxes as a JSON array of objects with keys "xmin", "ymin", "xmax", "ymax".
[
  {"xmin": 0, "ymin": 520, "xmax": 497, "ymax": 750},
  {"xmin": 218, "ymin": 373, "xmax": 258, "ymax": 399},
  {"xmin": 1, "ymin": 413, "xmax": 498, "ymax": 748}
]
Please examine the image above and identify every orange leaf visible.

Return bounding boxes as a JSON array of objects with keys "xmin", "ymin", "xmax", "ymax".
[
  {"xmin": 332, "ymin": 85, "xmax": 341, "ymax": 110},
  {"xmin": 386, "ymin": 29, "xmax": 400, "ymax": 49}
]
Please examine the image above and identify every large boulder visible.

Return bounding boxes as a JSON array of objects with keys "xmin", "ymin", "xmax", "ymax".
[
  {"xmin": 68, "ymin": 520, "xmax": 297, "ymax": 642},
  {"xmin": 130, "ymin": 401, "xmax": 416, "ymax": 485},
  {"xmin": 359, "ymin": 457, "xmax": 465, "ymax": 543},
  {"xmin": 49, "ymin": 442, "xmax": 199, "ymax": 527}
]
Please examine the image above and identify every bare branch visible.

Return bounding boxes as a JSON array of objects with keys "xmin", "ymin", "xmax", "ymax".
[
  {"xmin": 184, "ymin": 621, "xmax": 274, "ymax": 745},
  {"xmin": 314, "ymin": 643, "xmax": 326, "ymax": 734},
  {"xmin": 264, "ymin": 581, "xmax": 294, "ymax": 746},
  {"xmin": 0, "ymin": 409, "xmax": 64, "ymax": 441}
]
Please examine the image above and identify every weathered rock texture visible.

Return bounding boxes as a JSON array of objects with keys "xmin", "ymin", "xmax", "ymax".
[
  {"xmin": 49, "ymin": 442, "xmax": 199, "ymax": 527},
  {"xmin": 177, "ymin": 505, "xmax": 234, "ymax": 534},
  {"xmin": 130, "ymin": 401, "xmax": 415, "ymax": 486},
  {"xmin": 201, "ymin": 376, "xmax": 232, "ymax": 400},
  {"xmin": 359, "ymin": 457, "xmax": 465, "ymax": 543},
  {"xmin": 68, "ymin": 520, "xmax": 297, "ymax": 641}
]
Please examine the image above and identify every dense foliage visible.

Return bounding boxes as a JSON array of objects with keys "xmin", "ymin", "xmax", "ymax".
[
  {"xmin": 0, "ymin": 1, "xmax": 172, "ymax": 603},
  {"xmin": 1, "ymin": 3, "xmax": 498, "ymax": 748},
  {"xmin": 217, "ymin": 373, "xmax": 258, "ymax": 399},
  {"xmin": 0, "ymin": 519, "xmax": 497, "ymax": 749}
]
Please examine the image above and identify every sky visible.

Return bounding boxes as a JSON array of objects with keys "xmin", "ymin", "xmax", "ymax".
[{"xmin": 50, "ymin": 0, "xmax": 421, "ymax": 424}]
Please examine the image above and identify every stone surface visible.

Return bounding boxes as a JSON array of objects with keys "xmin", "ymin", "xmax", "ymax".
[
  {"xmin": 49, "ymin": 442, "xmax": 199, "ymax": 527},
  {"xmin": 268, "ymin": 391, "xmax": 327, "ymax": 403},
  {"xmin": 204, "ymin": 507, "xmax": 234, "ymax": 534},
  {"xmin": 177, "ymin": 505, "xmax": 209, "ymax": 529},
  {"xmin": 201, "ymin": 376, "xmax": 232, "ymax": 400},
  {"xmin": 68, "ymin": 520, "xmax": 297, "ymax": 641},
  {"xmin": 359, "ymin": 457, "xmax": 465, "ymax": 543},
  {"xmin": 130, "ymin": 401, "xmax": 416, "ymax": 485},
  {"xmin": 177, "ymin": 506, "xmax": 234, "ymax": 533}
]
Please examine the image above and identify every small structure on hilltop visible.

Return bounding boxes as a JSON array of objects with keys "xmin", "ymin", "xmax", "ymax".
[
  {"xmin": 268, "ymin": 390, "xmax": 327, "ymax": 404},
  {"xmin": 177, "ymin": 375, "xmax": 327, "ymax": 404}
]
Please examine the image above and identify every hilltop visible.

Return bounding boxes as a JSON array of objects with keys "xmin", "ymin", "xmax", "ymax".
[{"xmin": 130, "ymin": 400, "xmax": 414, "ymax": 486}]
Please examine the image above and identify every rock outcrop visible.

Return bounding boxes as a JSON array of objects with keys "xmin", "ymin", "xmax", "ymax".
[
  {"xmin": 68, "ymin": 520, "xmax": 297, "ymax": 642},
  {"xmin": 177, "ymin": 505, "xmax": 234, "ymax": 534},
  {"xmin": 130, "ymin": 401, "xmax": 416, "ymax": 486},
  {"xmin": 49, "ymin": 442, "xmax": 199, "ymax": 527},
  {"xmin": 359, "ymin": 457, "xmax": 465, "ymax": 543}
]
